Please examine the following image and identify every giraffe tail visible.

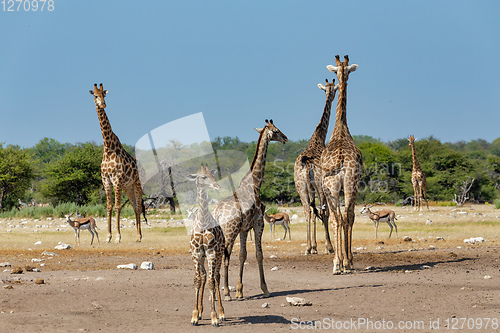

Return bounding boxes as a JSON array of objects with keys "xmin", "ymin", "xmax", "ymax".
[{"xmin": 141, "ymin": 198, "xmax": 148, "ymax": 225}]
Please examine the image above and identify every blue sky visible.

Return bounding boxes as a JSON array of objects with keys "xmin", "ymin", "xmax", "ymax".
[{"xmin": 1, "ymin": 1, "xmax": 499, "ymax": 148}]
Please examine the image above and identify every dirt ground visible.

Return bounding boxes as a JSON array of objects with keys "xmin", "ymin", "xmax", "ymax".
[{"xmin": 1, "ymin": 207, "xmax": 499, "ymax": 332}]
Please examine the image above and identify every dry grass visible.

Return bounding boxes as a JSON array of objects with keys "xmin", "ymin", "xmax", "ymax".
[{"xmin": 0, "ymin": 204, "xmax": 498, "ymax": 258}]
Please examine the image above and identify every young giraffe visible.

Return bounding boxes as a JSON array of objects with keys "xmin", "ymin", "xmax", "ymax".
[
  {"xmin": 408, "ymin": 135, "xmax": 429, "ymax": 211},
  {"xmin": 213, "ymin": 119, "xmax": 288, "ymax": 301},
  {"xmin": 89, "ymin": 83, "xmax": 144, "ymax": 243},
  {"xmin": 321, "ymin": 55, "xmax": 362, "ymax": 274},
  {"xmin": 294, "ymin": 78, "xmax": 338, "ymax": 255},
  {"xmin": 187, "ymin": 164, "xmax": 225, "ymax": 327}
]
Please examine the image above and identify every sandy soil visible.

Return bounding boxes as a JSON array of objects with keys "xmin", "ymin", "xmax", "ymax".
[{"xmin": 1, "ymin": 207, "xmax": 499, "ymax": 332}]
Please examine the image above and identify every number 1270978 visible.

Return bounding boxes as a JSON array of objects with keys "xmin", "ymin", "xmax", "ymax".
[{"xmin": 1, "ymin": 0, "xmax": 54, "ymax": 12}]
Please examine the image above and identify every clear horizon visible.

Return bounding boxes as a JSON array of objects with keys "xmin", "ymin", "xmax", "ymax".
[{"xmin": 1, "ymin": 1, "xmax": 499, "ymax": 148}]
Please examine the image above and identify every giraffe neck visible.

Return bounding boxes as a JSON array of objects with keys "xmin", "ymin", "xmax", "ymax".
[
  {"xmin": 96, "ymin": 106, "xmax": 123, "ymax": 152},
  {"xmin": 250, "ymin": 131, "xmax": 271, "ymax": 191},
  {"xmin": 410, "ymin": 144, "xmax": 421, "ymax": 171},
  {"xmin": 329, "ymin": 81, "xmax": 351, "ymax": 141},
  {"xmin": 195, "ymin": 183, "xmax": 212, "ymax": 230},
  {"xmin": 307, "ymin": 91, "xmax": 334, "ymax": 148}
]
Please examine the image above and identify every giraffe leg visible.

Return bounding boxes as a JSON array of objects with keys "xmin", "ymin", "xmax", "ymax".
[
  {"xmin": 320, "ymin": 197, "xmax": 334, "ymax": 254},
  {"xmin": 223, "ymin": 233, "xmax": 237, "ymax": 301},
  {"xmin": 304, "ymin": 202, "xmax": 313, "ymax": 254},
  {"xmin": 324, "ymin": 177, "xmax": 343, "ymax": 274},
  {"xmin": 103, "ymin": 181, "xmax": 113, "ymax": 243},
  {"xmin": 311, "ymin": 208, "xmax": 318, "ymax": 254},
  {"xmin": 206, "ymin": 249, "xmax": 219, "ymax": 327},
  {"xmin": 125, "ymin": 185, "xmax": 143, "ymax": 242},
  {"xmin": 191, "ymin": 257, "xmax": 204, "ymax": 326},
  {"xmin": 113, "ymin": 185, "xmax": 123, "ymax": 243},
  {"xmin": 236, "ymin": 231, "xmax": 248, "ymax": 299},
  {"xmin": 254, "ymin": 220, "xmax": 270, "ymax": 297}
]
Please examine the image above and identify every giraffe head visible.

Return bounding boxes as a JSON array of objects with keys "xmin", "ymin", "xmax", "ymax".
[
  {"xmin": 186, "ymin": 163, "xmax": 220, "ymax": 191},
  {"xmin": 254, "ymin": 119, "xmax": 288, "ymax": 145},
  {"xmin": 89, "ymin": 83, "xmax": 108, "ymax": 109},
  {"xmin": 408, "ymin": 135, "xmax": 416, "ymax": 147},
  {"xmin": 326, "ymin": 55, "xmax": 358, "ymax": 85},
  {"xmin": 317, "ymin": 78, "xmax": 339, "ymax": 100}
]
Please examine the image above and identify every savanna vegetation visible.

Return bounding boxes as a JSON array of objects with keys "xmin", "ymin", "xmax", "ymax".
[{"xmin": 2, "ymin": 135, "xmax": 500, "ymax": 216}]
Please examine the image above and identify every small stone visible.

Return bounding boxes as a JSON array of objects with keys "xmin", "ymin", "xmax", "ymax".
[
  {"xmin": 35, "ymin": 278, "xmax": 45, "ymax": 285},
  {"xmin": 0, "ymin": 262, "xmax": 11, "ymax": 267},
  {"xmin": 117, "ymin": 263, "xmax": 138, "ymax": 270},
  {"xmin": 3, "ymin": 285, "xmax": 13, "ymax": 289},
  {"xmin": 11, "ymin": 267, "xmax": 23, "ymax": 274},
  {"xmin": 403, "ymin": 236, "xmax": 412, "ymax": 242},
  {"xmin": 140, "ymin": 262, "xmax": 154, "ymax": 270},
  {"xmin": 271, "ymin": 266, "xmax": 279, "ymax": 271},
  {"xmin": 262, "ymin": 303, "xmax": 270, "ymax": 308},
  {"xmin": 484, "ymin": 275, "xmax": 492, "ymax": 279},
  {"xmin": 91, "ymin": 301, "xmax": 102, "ymax": 309},
  {"xmin": 286, "ymin": 297, "xmax": 312, "ymax": 306}
]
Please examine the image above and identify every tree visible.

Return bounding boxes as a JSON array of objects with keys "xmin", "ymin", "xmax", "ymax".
[
  {"xmin": 42, "ymin": 143, "xmax": 103, "ymax": 205},
  {"xmin": 0, "ymin": 144, "xmax": 34, "ymax": 209}
]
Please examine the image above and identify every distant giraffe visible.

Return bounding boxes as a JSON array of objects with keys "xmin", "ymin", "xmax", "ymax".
[
  {"xmin": 321, "ymin": 55, "xmax": 361, "ymax": 274},
  {"xmin": 408, "ymin": 135, "xmax": 429, "ymax": 211},
  {"xmin": 89, "ymin": 83, "xmax": 144, "ymax": 243},
  {"xmin": 187, "ymin": 164, "xmax": 225, "ymax": 327},
  {"xmin": 294, "ymin": 78, "xmax": 338, "ymax": 254},
  {"xmin": 213, "ymin": 119, "xmax": 288, "ymax": 300}
]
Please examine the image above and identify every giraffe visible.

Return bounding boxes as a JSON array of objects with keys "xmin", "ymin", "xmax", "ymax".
[
  {"xmin": 320, "ymin": 55, "xmax": 362, "ymax": 274},
  {"xmin": 187, "ymin": 164, "xmax": 225, "ymax": 327},
  {"xmin": 294, "ymin": 78, "xmax": 339, "ymax": 255},
  {"xmin": 213, "ymin": 119, "xmax": 288, "ymax": 301},
  {"xmin": 408, "ymin": 135, "xmax": 429, "ymax": 211},
  {"xmin": 89, "ymin": 83, "xmax": 144, "ymax": 243}
]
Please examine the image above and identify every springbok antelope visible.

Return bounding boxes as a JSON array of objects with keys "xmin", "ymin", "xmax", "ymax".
[
  {"xmin": 264, "ymin": 209, "xmax": 291, "ymax": 241},
  {"xmin": 359, "ymin": 205, "xmax": 398, "ymax": 239},
  {"xmin": 63, "ymin": 213, "xmax": 100, "ymax": 246}
]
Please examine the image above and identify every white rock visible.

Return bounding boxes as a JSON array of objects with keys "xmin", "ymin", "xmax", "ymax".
[
  {"xmin": 464, "ymin": 237, "xmax": 485, "ymax": 244},
  {"xmin": 484, "ymin": 275, "xmax": 492, "ymax": 279},
  {"xmin": 429, "ymin": 245, "xmax": 436, "ymax": 250},
  {"xmin": 291, "ymin": 214, "xmax": 298, "ymax": 220},
  {"xmin": 41, "ymin": 251, "xmax": 58, "ymax": 256},
  {"xmin": 34, "ymin": 241, "xmax": 42, "ymax": 245},
  {"xmin": 425, "ymin": 219, "xmax": 433, "ymax": 225},
  {"xmin": 31, "ymin": 258, "xmax": 44, "ymax": 263},
  {"xmin": 271, "ymin": 266, "xmax": 279, "ymax": 271},
  {"xmin": 0, "ymin": 262, "xmax": 11, "ymax": 267},
  {"xmin": 286, "ymin": 296, "xmax": 312, "ymax": 306},
  {"xmin": 458, "ymin": 211, "xmax": 468, "ymax": 216},
  {"xmin": 262, "ymin": 303, "xmax": 270, "ymax": 308},
  {"xmin": 117, "ymin": 263, "xmax": 138, "ymax": 270},
  {"xmin": 55, "ymin": 243, "xmax": 72, "ymax": 250},
  {"xmin": 140, "ymin": 262, "xmax": 154, "ymax": 270},
  {"xmin": 269, "ymin": 255, "xmax": 278, "ymax": 259}
]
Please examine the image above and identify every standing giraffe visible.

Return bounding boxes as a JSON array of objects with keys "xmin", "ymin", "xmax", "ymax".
[
  {"xmin": 294, "ymin": 78, "xmax": 338, "ymax": 255},
  {"xmin": 408, "ymin": 135, "xmax": 429, "ymax": 211},
  {"xmin": 89, "ymin": 83, "xmax": 144, "ymax": 243},
  {"xmin": 320, "ymin": 55, "xmax": 362, "ymax": 274},
  {"xmin": 213, "ymin": 119, "xmax": 288, "ymax": 300},
  {"xmin": 187, "ymin": 164, "xmax": 225, "ymax": 327}
]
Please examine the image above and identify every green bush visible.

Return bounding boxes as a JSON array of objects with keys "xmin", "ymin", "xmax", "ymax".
[{"xmin": 494, "ymin": 199, "xmax": 500, "ymax": 209}]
